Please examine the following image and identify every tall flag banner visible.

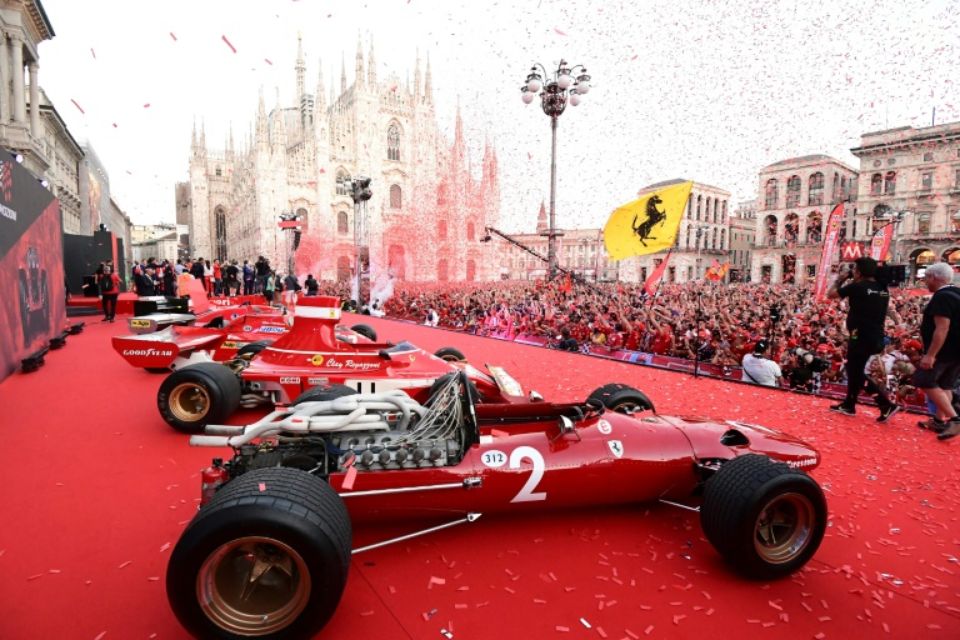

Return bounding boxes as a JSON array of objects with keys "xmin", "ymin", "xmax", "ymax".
[
  {"xmin": 869, "ymin": 223, "xmax": 894, "ymax": 261},
  {"xmin": 814, "ymin": 202, "xmax": 845, "ymax": 301},
  {"xmin": 643, "ymin": 251, "xmax": 672, "ymax": 297},
  {"xmin": 604, "ymin": 181, "xmax": 694, "ymax": 260}
]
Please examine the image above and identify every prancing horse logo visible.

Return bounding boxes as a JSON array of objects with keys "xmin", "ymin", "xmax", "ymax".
[
  {"xmin": 632, "ymin": 195, "xmax": 667, "ymax": 247},
  {"xmin": 607, "ymin": 440, "xmax": 624, "ymax": 458}
]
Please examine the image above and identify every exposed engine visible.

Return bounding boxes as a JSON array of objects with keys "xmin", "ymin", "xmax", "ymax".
[{"xmin": 197, "ymin": 375, "xmax": 474, "ymax": 483}]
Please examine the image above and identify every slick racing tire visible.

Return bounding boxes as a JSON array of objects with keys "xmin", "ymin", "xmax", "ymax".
[
  {"xmin": 291, "ymin": 384, "xmax": 357, "ymax": 405},
  {"xmin": 587, "ymin": 383, "xmax": 655, "ymax": 414},
  {"xmin": 167, "ymin": 467, "xmax": 352, "ymax": 640},
  {"xmin": 158, "ymin": 363, "xmax": 242, "ymax": 433},
  {"xmin": 236, "ymin": 340, "xmax": 272, "ymax": 359},
  {"xmin": 434, "ymin": 346, "xmax": 467, "ymax": 362},
  {"xmin": 700, "ymin": 454, "xmax": 827, "ymax": 580},
  {"xmin": 349, "ymin": 323, "xmax": 377, "ymax": 341}
]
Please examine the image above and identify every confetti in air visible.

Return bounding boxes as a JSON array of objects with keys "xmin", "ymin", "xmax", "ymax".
[
  {"xmin": 221, "ymin": 35, "xmax": 237, "ymax": 53},
  {"xmin": 169, "ymin": 32, "xmax": 177, "ymax": 41},
  {"xmin": 70, "ymin": 99, "xmax": 85, "ymax": 114},
  {"xmin": 90, "ymin": 48, "xmax": 96, "ymax": 59}
]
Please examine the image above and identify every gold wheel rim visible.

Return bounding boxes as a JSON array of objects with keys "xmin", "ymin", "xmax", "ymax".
[
  {"xmin": 753, "ymin": 492, "xmax": 815, "ymax": 564},
  {"xmin": 197, "ymin": 536, "xmax": 311, "ymax": 635},
  {"xmin": 169, "ymin": 383, "xmax": 211, "ymax": 422}
]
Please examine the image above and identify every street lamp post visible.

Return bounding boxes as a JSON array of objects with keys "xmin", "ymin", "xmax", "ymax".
[
  {"xmin": 349, "ymin": 176, "xmax": 372, "ymax": 307},
  {"xmin": 521, "ymin": 59, "xmax": 591, "ymax": 279},
  {"xmin": 695, "ymin": 226, "xmax": 705, "ymax": 280}
]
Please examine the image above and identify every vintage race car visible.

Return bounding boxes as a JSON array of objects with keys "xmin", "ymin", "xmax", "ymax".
[
  {"xmin": 154, "ymin": 296, "xmax": 518, "ymax": 433},
  {"xmin": 166, "ymin": 375, "xmax": 827, "ymax": 639}
]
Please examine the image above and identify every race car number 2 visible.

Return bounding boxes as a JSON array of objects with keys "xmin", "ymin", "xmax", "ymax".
[{"xmin": 481, "ymin": 446, "xmax": 547, "ymax": 503}]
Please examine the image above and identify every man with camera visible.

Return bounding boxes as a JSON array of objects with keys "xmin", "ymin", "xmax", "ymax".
[
  {"xmin": 827, "ymin": 257, "xmax": 900, "ymax": 421},
  {"xmin": 741, "ymin": 339, "xmax": 782, "ymax": 387}
]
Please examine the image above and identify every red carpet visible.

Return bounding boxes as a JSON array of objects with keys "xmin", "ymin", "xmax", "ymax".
[{"xmin": 0, "ymin": 315, "xmax": 957, "ymax": 639}]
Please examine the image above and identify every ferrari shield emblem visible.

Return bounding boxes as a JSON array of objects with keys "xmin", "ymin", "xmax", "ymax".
[
  {"xmin": 310, "ymin": 354, "xmax": 325, "ymax": 366},
  {"xmin": 607, "ymin": 440, "xmax": 624, "ymax": 459}
]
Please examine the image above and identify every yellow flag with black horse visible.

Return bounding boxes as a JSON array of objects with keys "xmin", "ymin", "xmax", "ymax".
[{"xmin": 603, "ymin": 181, "xmax": 693, "ymax": 260}]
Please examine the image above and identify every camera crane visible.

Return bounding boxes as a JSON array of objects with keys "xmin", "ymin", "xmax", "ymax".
[{"xmin": 481, "ymin": 226, "xmax": 606, "ymax": 295}]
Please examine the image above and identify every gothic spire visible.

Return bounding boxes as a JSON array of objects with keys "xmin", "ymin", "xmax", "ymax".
[
  {"xmin": 355, "ymin": 33, "xmax": 365, "ymax": 91},
  {"xmin": 340, "ymin": 53, "xmax": 346, "ymax": 94},
  {"xmin": 315, "ymin": 57, "xmax": 326, "ymax": 110},
  {"xmin": 367, "ymin": 36, "xmax": 376, "ymax": 87},
  {"xmin": 537, "ymin": 200, "xmax": 547, "ymax": 234},
  {"xmin": 424, "ymin": 52, "xmax": 433, "ymax": 102},
  {"xmin": 295, "ymin": 33, "xmax": 306, "ymax": 107},
  {"xmin": 414, "ymin": 48, "xmax": 421, "ymax": 99}
]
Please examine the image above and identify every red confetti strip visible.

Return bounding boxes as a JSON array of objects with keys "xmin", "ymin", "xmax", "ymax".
[
  {"xmin": 70, "ymin": 99, "xmax": 85, "ymax": 114},
  {"xmin": 221, "ymin": 35, "xmax": 237, "ymax": 53},
  {"xmin": 342, "ymin": 465, "xmax": 357, "ymax": 490},
  {"xmin": 143, "ymin": 103, "xmax": 151, "ymax": 109},
  {"xmin": 258, "ymin": 482, "xmax": 266, "ymax": 492},
  {"xmin": 90, "ymin": 48, "xmax": 96, "ymax": 59},
  {"xmin": 554, "ymin": 28, "xmax": 567, "ymax": 36},
  {"xmin": 117, "ymin": 560, "xmax": 132, "ymax": 569},
  {"xmin": 169, "ymin": 32, "xmax": 177, "ymax": 41},
  {"xmin": 265, "ymin": 59, "xmax": 273, "ymax": 65}
]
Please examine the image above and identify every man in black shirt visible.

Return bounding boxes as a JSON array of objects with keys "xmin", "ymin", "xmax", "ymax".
[
  {"xmin": 827, "ymin": 257, "xmax": 899, "ymax": 420},
  {"xmin": 908, "ymin": 262, "xmax": 960, "ymax": 439}
]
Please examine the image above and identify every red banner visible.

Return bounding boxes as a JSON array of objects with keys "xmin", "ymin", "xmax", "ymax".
[
  {"xmin": 840, "ymin": 241, "xmax": 866, "ymax": 261},
  {"xmin": 814, "ymin": 202, "xmax": 845, "ymax": 301},
  {"xmin": 869, "ymin": 224, "xmax": 894, "ymax": 261},
  {"xmin": 643, "ymin": 251, "xmax": 671, "ymax": 296}
]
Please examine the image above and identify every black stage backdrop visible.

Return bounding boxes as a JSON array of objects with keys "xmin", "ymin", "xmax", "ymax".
[
  {"xmin": 64, "ymin": 229, "xmax": 124, "ymax": 295},
  {"xmin": 0, "ymin": 154, "xmax": 66, "ymax": 381}
]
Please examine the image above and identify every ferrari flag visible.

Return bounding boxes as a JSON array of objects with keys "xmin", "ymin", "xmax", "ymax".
[{"xmin": 603, "ymin": 181, "xmax": 693, "ymax": 260}]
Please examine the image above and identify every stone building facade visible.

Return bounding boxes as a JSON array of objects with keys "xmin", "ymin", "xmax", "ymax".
[
  {"xmin": 849, "ymin": 121, "xmax": 960, "ymax": 279},
  {"xmin": 495, "ymin": 202, "xmax": 617, "ymax": 281},
  {"xmin": 751, "ymin": 155, "xmax": 858, "ymax": 284},
  {"xmin": 619, "ymin": 179, "xmax": 732, "ymax": 284},
  {"xmin": 729, "ymin": 199, "xmax": 756, "ymax": 282},
  {"xmin": 187, "ymin": 37, "xmax": 501, "ymax": 283}
]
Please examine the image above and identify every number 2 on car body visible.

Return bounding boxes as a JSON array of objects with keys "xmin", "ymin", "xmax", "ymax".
[{"xmin": 480, "ymin": 446, "xmax": 548, "ymax": 503}]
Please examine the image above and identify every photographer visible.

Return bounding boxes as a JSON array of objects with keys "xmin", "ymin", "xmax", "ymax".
[
  {"xmin": 741, "ymin": 339, "xmax": 782, "ymax": 387},
  {"xmin": 827, "ymin": 257, "xmax": 900, "ymax": 421}
]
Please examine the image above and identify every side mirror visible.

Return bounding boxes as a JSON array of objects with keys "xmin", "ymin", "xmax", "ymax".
[
  {"xmin": 558, "ymin": 415, "xmax": 575, "ymax": 434},
  {"xmin": 529, "ymin": 390, "xmax": 543, "ymax": 402}
]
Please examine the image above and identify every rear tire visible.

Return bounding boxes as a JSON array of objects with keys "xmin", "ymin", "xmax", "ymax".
[
  {"xmin": 700, "ymin": 454, "xmax": 827, "ymax": 579},
  {"xmin": 236, "ymin": 340, "xmax": 272, "ymax": 359},
  {"xmin": 587, "ymin": 383, "xmax": 655, "ymax": 414},
  {"xmin": 145, "ymin": 367, "xmax": 170, "ymax": 374},
  {"xmin": 157, "ymin": 363, "xmax": 241, "ymax": 433},
  {"xmin": 166, "ymin": 468, "xmax": 352, "ymax": 639},
  {"xmin": 291, "ymin": 384, "xmax": 357, "ymax": 405},
  {"xmin": 349, "ymin": 323, "xmax": 377, "ymax": 341},
  {"xmin": 434, "ymin": 346, "xmax": 466, "ymax": 362}
]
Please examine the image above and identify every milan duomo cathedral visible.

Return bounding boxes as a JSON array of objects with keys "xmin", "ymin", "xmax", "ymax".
[{"xmin": 186, "ymin": 36, "xmax": 501, "ymax": 282}]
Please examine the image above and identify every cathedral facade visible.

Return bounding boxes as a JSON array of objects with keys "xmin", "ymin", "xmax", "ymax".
[{"xmin": 186, "ymin": 37, "xmax": 501, "ymax": 283}]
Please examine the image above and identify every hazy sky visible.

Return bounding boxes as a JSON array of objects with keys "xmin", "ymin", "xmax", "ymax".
[{"xmin": 39, "ymin": 0, "xmax": 960, "ymax": 231}]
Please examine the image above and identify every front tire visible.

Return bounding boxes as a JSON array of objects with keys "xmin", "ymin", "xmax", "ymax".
[
  {"xmin": 587, "ymin": 383, "xmax": 655, "ymax": 414},
  {"xmin": 434, "ymin": 346, "xmax": 466, "ymax": 362},
  {"xmin": 157, "ymin": 363, "xmax": 241, "ymax": 433},
  {"xmin": 700, "ymin": 454, "xmax": 827, "ymax": 579},
  {"xmin": 349, "ymin": 323, "xmax": 377, "ymax": 341},
  {"xmin": 167, "ymin": 468, "xmax": 352, "ymax": 639}
]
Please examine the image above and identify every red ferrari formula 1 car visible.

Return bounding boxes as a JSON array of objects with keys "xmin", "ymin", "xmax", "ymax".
[
  {"xmin": 154, "ymin": 296, "xmax": 512, "ymax": 433},
  {"xmin": 166, "ymin": 375, "xmax": 826, "ymax": 639}
]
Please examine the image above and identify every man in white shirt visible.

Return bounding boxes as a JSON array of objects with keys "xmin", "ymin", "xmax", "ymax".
[{"xmin": 741, "ymin": 339, "xmax": 783, "ymax": 387}]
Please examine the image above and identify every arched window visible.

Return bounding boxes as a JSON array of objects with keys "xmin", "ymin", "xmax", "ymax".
[
  {"xmin": 214, "ymin": 206, "xmax": 227, "ymax": 262},
  {"xmin": 387, "ymin": 123, "xmax": 401, "ymax": 161},
  {"xmin": 764, "ymin": 179, "xmax": 778, "ymax": 209},
  {"xmin": 685, "ymin": 225, "xmax": 691, "ymax": 248},
  {"xmin": 215, "ymin": 167, "xmax": 222, "ymax": 177},
  {"xmin": 337, "ymin": 211, "xmax": 349, "ymax": 234},
  {"xmin": 438, "ymin": 220, "xmax": 447, "ymax": 240},
  {"xmin": 786, "ymin": 176, "xmax": 801, "ymax": 207},
  {"xmin": 721, "ymin": 200, "xmax": 727, "ymax": 224},
  {"xmin": 696, "ymin": 195, "xmax": 702, "ymax": 220},
  {"xmin": 466, "ymin": 260, "xmax": 476, "ymax": 281},
  {"xmin": 437, "ymin": 258, "xmax": 448, "ymax": 282},
  {"xmin": 296, "ymin": 207, "xmax": 308, "ymax": 231},
  {"xmin": 784, "ymin": 212, "xmax": 799, "ymax": 245},
  {"xmin": 711, "ymin": 227, "xmax": 718, "ymax": 249},
  {"xmin": 389, "ymin": 184, "xmax": 402, "ymax": 209},
  {"xmin": 808, "ymin": 172, "xmax": 824, "ymax": 205},
  {"xmin": 884, "ymin": 171, "xmax": 896, "ymax": 195},
  {"xmin": 806, "ymin": 211, "xmax": 822, "ymax": 244},
  {"xmin": 764, "ymin": 214, "xmax": 778, "ymax": 246},
  {"xmin": 336, "ymin": 169, "xmax": 351, "ymax": 196},
  {"xmin": 467, "ymin": 222, "xmax": 475, "ymax": 241},
  {"xmin": 832, "ymin": 173, "xmax": 840, "ymax": 202},
  {"xmin": 870, "ymin": 173, "xmax": 882, "ymax": 196},
  {"xmin": 917, "ymin": 213, "xmax": 931, "ymax": 235},
  {"xmin": 720, "ymin": 228, "xmax": 726, "ymax": 250}
]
